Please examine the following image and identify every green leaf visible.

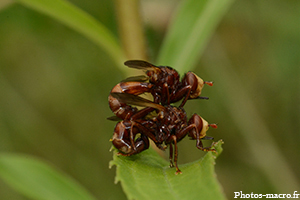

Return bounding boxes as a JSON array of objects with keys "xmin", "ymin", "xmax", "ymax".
[
  {"xmin": 0, "ymin": 153, "xmax": 96, "ymax": 200},
  {"xmin": 110, "ymin": 140, "xmax": 225, "ymax": 200},
  {"xmin": 157, "ymin": 0, "xmax": 234, "ymax": 73},
  {"xmin": 14, "ymin": 0, "xmax": 124, "ymax": 66}
]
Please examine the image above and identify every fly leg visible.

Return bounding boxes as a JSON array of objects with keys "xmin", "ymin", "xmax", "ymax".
[
  {"xmin": 169, "ymin": 143, "xmax": 174, "ymax": 168},
  {"xmin": 196, "ymin": 139, "xmax": 216, "ymax": 153},
  {"xmin": 171, "ymin": 135, "xmax": 182, "ymax": 175}
]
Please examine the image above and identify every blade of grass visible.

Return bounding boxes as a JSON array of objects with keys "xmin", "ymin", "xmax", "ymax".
[
  {"xmin": 0, "ymin": 153, "xmax": 96, "ymax": 200},
  {"xmin": 157, "ymin": 0, "xmax": 234, "ymax": 73},
  {"xmin": 14, "ymin": 0, "xmax": 125, "ymax": 68}
]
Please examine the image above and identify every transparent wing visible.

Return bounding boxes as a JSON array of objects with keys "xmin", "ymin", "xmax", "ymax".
[{"xmin": 110, "ymin": 92, "xmax": 165, "ymax": 111}]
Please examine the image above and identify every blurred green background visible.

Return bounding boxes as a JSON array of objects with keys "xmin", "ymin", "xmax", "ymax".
[{"xmin": 0, "ymin": 0, "xmax": 299, "ymax": 199}]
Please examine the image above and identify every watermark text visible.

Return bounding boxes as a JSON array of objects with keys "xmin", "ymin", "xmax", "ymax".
[{"xmin": 234, "ymin": 191, "xmax": 299, "ymax": 198}]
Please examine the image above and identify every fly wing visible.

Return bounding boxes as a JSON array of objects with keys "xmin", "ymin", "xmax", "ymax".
[
  {"xmin": 124, "ymin": 60, "xmax": 160, "ymax": 72},
  {"xmin": 106, "ymin": 115, "xmax": 122, "ymax": 121},
  {"xmin": 202, "ymin": 136, "xmax": 214, "ymax": 140},
  {"xmin": 110, "ymin": 92, "xmax": 165, "ymax": 111},
  {"xmin": 120, "ymin": 75, "xmax": 149, "ymax": 82}
]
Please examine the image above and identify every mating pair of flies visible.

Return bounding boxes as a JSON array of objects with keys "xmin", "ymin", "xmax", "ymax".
[{"xmin": 108, "ymin": 60, "xmax": 217, "ymax": 174}]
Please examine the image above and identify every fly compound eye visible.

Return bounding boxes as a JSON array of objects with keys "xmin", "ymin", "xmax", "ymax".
[{"xmin": 184, "ymin": 72, "xmax": 204, "ymax": 99}]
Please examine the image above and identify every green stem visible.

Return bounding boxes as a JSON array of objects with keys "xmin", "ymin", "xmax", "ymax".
[
  {"xmin": 114, "ymin": 0, "xmax": 148, "ymax": 62},
  {"xmin": 0, "ymin": 0, "xmax": 14, "ymax": 10}
]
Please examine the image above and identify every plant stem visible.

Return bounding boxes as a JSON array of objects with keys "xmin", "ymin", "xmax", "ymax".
[
  {"xmin": 0, "ymin": 0, "xmax": 14, "ymax": 10},
  {"xmin": 114, "ymin": 0, "xmax": 148, "ymax": 62}
]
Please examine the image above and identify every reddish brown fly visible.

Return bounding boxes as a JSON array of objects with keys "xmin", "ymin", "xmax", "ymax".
[{"xmin": 108, "ymin": 60, "xmax": 217, "ymax": 174}]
